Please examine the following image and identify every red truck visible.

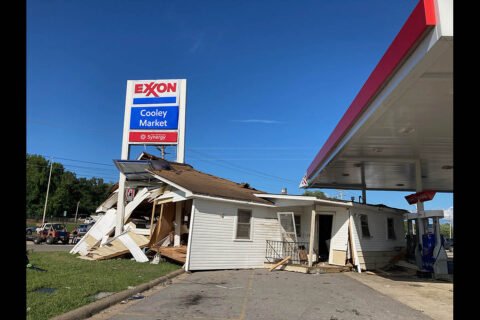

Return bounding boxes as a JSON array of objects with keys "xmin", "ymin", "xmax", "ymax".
[{"xmin": 33, "ymin": 223, "xmax": 70, "ymax": 244}]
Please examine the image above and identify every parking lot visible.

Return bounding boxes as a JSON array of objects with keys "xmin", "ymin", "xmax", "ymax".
[
  {"xmin": 90, "ymin": 268, "xmax": 450, "ymax": 320},
  {"xmin": 26, "ymin": 240, "xmax": 75, "ymax": 252}
]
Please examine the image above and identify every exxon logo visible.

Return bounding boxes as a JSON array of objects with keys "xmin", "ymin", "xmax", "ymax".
[{"xmin": 134, "ymin": 82, "xmax": 177, "ymax": 97}]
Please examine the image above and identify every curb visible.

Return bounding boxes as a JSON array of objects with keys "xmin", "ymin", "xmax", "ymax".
[{"xmin": 50, "ymin": 268, "xmax": 186, "ymax": 320}]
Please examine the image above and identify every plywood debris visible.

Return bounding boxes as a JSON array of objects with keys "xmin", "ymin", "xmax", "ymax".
[
  {"xmin": 87, "ymin": 231, "xmax": 150, "ymax": 262},
  {"xmin": 149, "ymin": 245, "xmax": 187, "ymax": 264},
  {"xmin": 70, "ymin": 188, "xmax": 151, "ymax": 255},
  {"xmin": 269, "ymin": 256, "xmax": 291, "ymax": 271}
]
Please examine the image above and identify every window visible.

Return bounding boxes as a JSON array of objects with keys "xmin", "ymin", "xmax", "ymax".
[
  {"xmin": 294, "ymin": 215, "xmax": 301, "ymax": 237},
  {"xmin": 236, "ymin": 209, "xmax": 252, "ymax": 240},
  {"xmin": 360, "ymin": 214, "xmax": 371, "ymax": 238},
  {"xmin": 387, "ymin": 218, "xmax": 396, "ymax": 240}
]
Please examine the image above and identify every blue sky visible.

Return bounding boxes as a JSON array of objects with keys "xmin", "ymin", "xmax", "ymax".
[{"xmin": 26, "ymin": 0, "xmax": 453, "ymax": 221}]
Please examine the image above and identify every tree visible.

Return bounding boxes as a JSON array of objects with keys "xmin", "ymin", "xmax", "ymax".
[
  {"xmin": 26, "ymin": 154, "xmax": 114, "ymax": 218},
  {"xmin": 302, "ymin": 190, "xmax": 327, "ymax": 198}
]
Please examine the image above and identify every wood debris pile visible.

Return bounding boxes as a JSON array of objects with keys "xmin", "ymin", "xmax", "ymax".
[{"xmin": 70, "ymin": 186, "xmax": 191, "ymax": 264}]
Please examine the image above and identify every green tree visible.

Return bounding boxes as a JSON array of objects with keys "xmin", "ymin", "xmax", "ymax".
[
  {"xmin": 26, "ymin": 154, "xmax": 114, "ymax": 218},
  {"xmin": 302, "ymin": 190, "xmax": 327, "ymax": 198}
]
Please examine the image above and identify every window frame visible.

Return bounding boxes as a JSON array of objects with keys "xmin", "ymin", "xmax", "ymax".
[
  {"xmin": 294, "ymin": 215, "xmax": 301, "ymax": 238},
  {"xmin": 359, "ymin": 214, "xmax": 371, "ymax": 239},
  {"xmin": 387, "ymin": 217, "xmax": 396, "ymax": 240},
  {"xmin": 234, "ymin": 209, "xmax": 253, "ymax": 241}
]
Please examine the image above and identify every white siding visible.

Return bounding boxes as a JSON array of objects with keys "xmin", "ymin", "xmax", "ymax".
[
  {"xmin": 188, "ymin": 198, "xmax": 281, "ymax": 270},
  {"xmin": 350, "ymin": 206, "xmax": 406, "ymax": 253}
]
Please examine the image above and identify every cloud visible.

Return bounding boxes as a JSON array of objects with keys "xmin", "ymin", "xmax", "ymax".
[
  {"xmin": 232, "ymin": 119, "xmax": 284, "ymax": 124},
  {"xmin": 189, "ymin": 31, "xmax": 206, "ymax": 54},
  {"xmin": 443, "ymin": 206, "xmax": 453, "ymax": 219}
]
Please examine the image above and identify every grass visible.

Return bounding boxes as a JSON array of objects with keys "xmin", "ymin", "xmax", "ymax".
[{"xmin": 26, "ymin": 251, "xmax": 181, "ymax": 320}]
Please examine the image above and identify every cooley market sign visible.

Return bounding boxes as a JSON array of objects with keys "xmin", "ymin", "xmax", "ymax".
[{"xmin": 121, "ymin": 79, "xmax": 187, "ymax": 163}]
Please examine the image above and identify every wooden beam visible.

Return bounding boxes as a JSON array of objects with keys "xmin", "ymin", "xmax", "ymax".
[
  {"xmin": 154, "ymin": 203, "xmax": 165, "ymax": 242},
  {"xmin": 269, "ymin": 256, "xmax": 291, "ymax": 271},
  {"xmin": 149, "ymin": 199, "xmax": 157, "ymax": 238},
  {"xmin": 348, "ymin": 219, "xmax": 356, "ymax": 266}
]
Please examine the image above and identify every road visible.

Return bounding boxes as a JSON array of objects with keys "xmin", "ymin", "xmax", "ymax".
[
  {"xmin": 26, "ymin": 240, "xmax": 75, "ymax": 252},
  {"xmin": 91, "ymin": 269, "xmax": 439, "ymax": 320}
]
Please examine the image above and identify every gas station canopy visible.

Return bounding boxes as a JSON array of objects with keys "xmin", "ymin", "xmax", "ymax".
[{"xmin": 303, "ymin": 0, "xmax": 453, "ymax": 192}]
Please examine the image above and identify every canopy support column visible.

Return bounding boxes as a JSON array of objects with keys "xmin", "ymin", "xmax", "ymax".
[
  {"xmin": 361, "ymin": 163, "xmax": 367, "ymax": 204},
  {"xmin": 308, "ymin": 207, "xmax": 316, "ymax": 267},
  {"xmin": 414, "ymin": 160, "xmax": 425, "ymax": 268}
]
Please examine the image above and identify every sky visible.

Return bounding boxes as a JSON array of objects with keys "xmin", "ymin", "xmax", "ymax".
[{"xmin": 26, "ymin": 0, "xmax": 453, "ymax": 222}]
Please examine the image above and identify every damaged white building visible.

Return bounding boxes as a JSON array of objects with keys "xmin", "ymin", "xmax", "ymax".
[{"xmin": 71, "ymin": 152, "xmax": 407, "ymax": 272}]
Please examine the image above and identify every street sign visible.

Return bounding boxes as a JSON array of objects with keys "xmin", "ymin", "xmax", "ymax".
[
  {"xmin": 405, "ymin": 190, "xmax": 437, "ymax": 205},
  {"xmin": 125, "ymin": 188, "xmax": 135, "ymax": 201}
]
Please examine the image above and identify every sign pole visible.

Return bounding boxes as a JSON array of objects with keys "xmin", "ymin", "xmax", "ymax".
[
  {"xmin": 116, "ymin": 81, "xmax": 133, "ymax": 236},
  {"xmin": 177, "ymin": 79, "xmax": 187, "ymax": 163},
  {"xmin": 42, "ymin": 157, "xmax": 54, "ymax": 225},
  {"xmin": 74, "ymin": 201, "xmax": 80, "ymax": 222}
]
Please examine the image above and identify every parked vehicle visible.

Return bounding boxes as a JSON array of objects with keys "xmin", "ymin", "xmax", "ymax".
[
  {"xmin": 444, "ymin": 238, "xmax": 454, "ymax": 251},
  {"xmin": 74, "ymin": 223, "xmax": 94, "ymax": 237},
  {"xmin": 26, "ymin": 226, "xmax": 37, "ymax": 235},
  {"xmin": 71, "ymin": 223, "xmax": 94, "ymax": 243},
  {"xmin": 26, "ymin": 227, "xmax": 37, "ymax": 240},
  {"xmin": 36, "ymin": 222, "xmax": 54, "ymax": 234},
  {"xmin": 84, "ymin": 217, "xmax": 95, "ymax": 224},
  {"xmin": 33, "ymin": 224, "xmax": 70, "ymax": 244}
]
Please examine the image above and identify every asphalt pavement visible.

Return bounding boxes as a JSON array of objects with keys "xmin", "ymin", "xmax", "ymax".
[
  {"xmin": 96, "ymin": 269, "xmax": 433, "ymax": 320},
  {"xmin": 26, "ymin": 240, "xmax": 75, "ymax": 252}
]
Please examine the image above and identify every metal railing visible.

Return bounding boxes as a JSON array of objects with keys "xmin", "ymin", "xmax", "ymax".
[{"xmin": 265, "ymin": 240, "xmax": 310, "ymax": 265}]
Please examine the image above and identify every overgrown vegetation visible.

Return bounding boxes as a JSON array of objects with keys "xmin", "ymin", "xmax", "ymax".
[
  {"xmin": 302, "ymin": 190, "xmax": 327, "ymax": 198},
  {"xmin": 26, "ymin": 154, "xmax": 114, "ymax": 219},
  {"xmin": 403, "ymin": 221, "xmax": 453, "ymax": 238},
  {"xmin": 26, "ymin": 251, "xmax": 181, "ymax": 320}
]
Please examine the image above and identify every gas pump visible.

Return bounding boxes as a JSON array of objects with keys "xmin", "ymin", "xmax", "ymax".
[{"xmin": 404, "ymin": 210, "xmax": 449, "ymax": 276}]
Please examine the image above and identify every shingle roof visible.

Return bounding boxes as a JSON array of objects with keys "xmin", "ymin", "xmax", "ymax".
[{"xmin": 139, "ymin": 152, "xmax": 274, "ymax": 205}]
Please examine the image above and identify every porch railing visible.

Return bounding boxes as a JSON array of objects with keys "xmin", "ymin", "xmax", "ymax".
[{"xmin": 265, "ymin": 240, "xmax": 310, "ymax": 265}]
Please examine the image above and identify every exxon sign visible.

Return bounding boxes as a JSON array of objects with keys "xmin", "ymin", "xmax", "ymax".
[{"xmin": 121, "ymin": 79, "xmax": 187, "ymax": 163}]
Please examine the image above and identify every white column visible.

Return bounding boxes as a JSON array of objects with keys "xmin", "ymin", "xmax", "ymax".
[
  {"xmin": 116, "ymin": 81, "xmax": 133, "ymax": 236},
  {"xmin": 414, "ymin": 160, "xmax": 425, "ymax": 268},
  {"xmin": 308, "ymin": 207, "xmax": 316, "ymax": 267}
]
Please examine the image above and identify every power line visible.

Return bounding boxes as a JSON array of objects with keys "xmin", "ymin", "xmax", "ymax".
[
  {"xmin": 27, "ymin": 119, "xmax": 119, "ymax": 138},
  {"xmin": 29, "ymin": 154, "xmax": 115, "ymax": 167},
  {"xmin": 26, "ymin": 162, "xmax": 117, "ymax": 174},
  {"xmin": 187, "ymin": 148, "xmax": 297, "ymax": 184}
]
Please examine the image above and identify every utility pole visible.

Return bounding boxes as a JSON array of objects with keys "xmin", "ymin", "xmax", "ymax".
[
  {"xmin": 449, "ymin": 213, "xmax": 452, "ymax": 238},
  {"xmin": 75, "ymin": 201, "xmax": 80, "ymax": 222},
  {"xmin": 156, "ymin": 146, "xmax": 168, "ymax": 159},
  {"xmin": 42, "ymin": 157, "xmax": 54, "ymax": 225},
  {"xmin": 160, "ymin": 146, "xmax": 165, "ymax": 159}
]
